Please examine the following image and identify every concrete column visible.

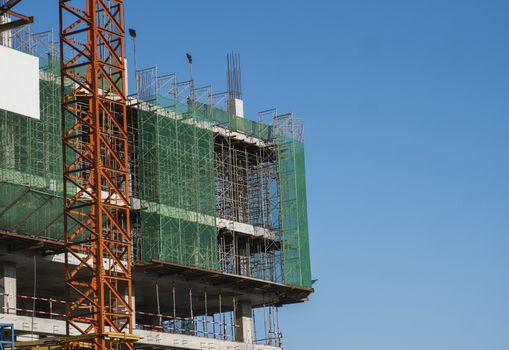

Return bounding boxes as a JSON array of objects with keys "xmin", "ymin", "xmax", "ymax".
[
  {"xmin": 0, "ymin": 262, "xmax": 16, "ymax": 314},
  {"xmin": 238, "ymin": 243, "xmax": 250, "ymax": 277},
  {"xmin": 235, "ymin": 301, "xmax": 253, "ymax": 344}
]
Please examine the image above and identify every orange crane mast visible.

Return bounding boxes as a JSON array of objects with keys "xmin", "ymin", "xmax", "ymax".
[{"xmin": 59, "ymin": 0, "xmax": 134, "ymax": 349}]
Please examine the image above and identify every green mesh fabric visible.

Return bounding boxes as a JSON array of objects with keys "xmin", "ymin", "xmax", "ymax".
[
  {"xmin": 278, "ymin": 136, "xmax": 312, "ymax": 288},
  {"xmin": 0, "ymin": 59, "xmax": 312, "ymax": 287},
  {"xmin": 137, "ymin": 100, "xmax": 312, "ymax": 285},
  {"xmin": 209, "ymin": 106, "xmax": 274, "ymax": 142},
  {"xmin": 137, "ymin": 105, "xmax": 218, "ymax": 269},
  {"xmin": 0, "ymin": 62, "xmax": 64, "ymax": 240},
  {"xmin": 153, "ymin": 97, "xmax": 274, "ymax": 142}
]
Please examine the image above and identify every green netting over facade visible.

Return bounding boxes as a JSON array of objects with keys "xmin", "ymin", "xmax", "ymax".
[
  {"xmin": 209, "ymin": 106, "xmax": 274, "ymax": 142},
  {"xmin": 155, "ymin": 97, "xmax": 274, "ymax": 143},
  {"xmin": 138, "ymin": 97, "xmax": 312, "ymax": 287},
  {"xmin": 0, "ymin": 62, "xmax": 64, "ymax": 240},
  {"xmin": 278, "ymin": 137, "xmax": 312, "ymax": 288},
  {"xmin": 0, "ymin": 59, "xmax": 312, "ymax": 288},
  {"xmin": 137, "ymin": 104, "xmax": 218, "ymax": 269}
]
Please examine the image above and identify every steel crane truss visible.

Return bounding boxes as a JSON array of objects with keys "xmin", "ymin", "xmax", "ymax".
[{"xmin": 59, "ymin": 0, "xmax": 133, "ymax": 349}]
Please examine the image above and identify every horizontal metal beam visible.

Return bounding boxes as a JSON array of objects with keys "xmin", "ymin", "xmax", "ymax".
[
  {"xmin": 0, "ymin": 16, "xmax": 33, "ymax": 33},
  {"xmin": 0, "ymin": 0, "xmax": 34, "ymax": 33},
  {"xmin": 0, "ymin": 0, "xmax": 22, "ymax": 17},
  {"xmin": 6, "ymin": 8, "xmax": 32, "ymax": 22}
]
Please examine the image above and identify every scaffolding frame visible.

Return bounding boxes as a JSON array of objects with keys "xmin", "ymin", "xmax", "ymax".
[
  {"xmin": 274, "ymin": 112, "xmax": 311, "ymax": 288},
  {"xmin": 136, "ymin": 100, "xmax": 218, "ymax": 269},
  {"xmin": 0, "ymin": 45, "xmax": 311, "ymax": 290},
  {"xmin": 132, "ymin": 66, "xmax": 287, "ymax": 284},
  {"xmin": 0, "ymin": 26, "xmax": 63, "ymax": 240},
  {"xmin": 215, "ymin": 125, "xmax": 282, "ymax": 283}
]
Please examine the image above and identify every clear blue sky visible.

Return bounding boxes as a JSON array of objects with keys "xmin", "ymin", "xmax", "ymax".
[{"xmin": 18, "ymin": 1, "xmax": 509, "ymax": 349}]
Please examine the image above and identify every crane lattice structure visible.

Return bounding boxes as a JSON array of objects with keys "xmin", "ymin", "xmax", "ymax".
[{"xmin": 59, "ymin": 0, "xmax": 134, "ymax": 349}]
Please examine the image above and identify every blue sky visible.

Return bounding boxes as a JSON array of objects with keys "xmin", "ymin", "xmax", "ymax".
[{"xmin": 17, "ymin": 0, "xmax": 509, "ymax": 349}]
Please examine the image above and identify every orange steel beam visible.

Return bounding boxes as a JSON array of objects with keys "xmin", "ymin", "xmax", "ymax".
[
  {"xmin": 0, "ymin": 0, "xmax": 34, "ymax": 33},
  {"xmin": 59, "ymin": 1, "xmax": 133, "ymax": 349}
]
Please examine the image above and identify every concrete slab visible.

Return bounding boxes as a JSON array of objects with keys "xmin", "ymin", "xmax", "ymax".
[{"xmin": 0, "ymin": 314, "xmax": 280, "ymax": 350}]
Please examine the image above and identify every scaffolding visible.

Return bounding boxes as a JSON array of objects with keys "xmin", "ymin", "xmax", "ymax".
[
  {"xmin": 275, "ymin": 113, "xmax": 312, "ymax": 288},
  {"xmin": 0, "ymin": 36, "xmax": 63, "ymax": 240},
  {"xmin": 133, "ymin": 67, "xmax": 286, "ymax": 283},
  {"xmin": 136, "ymin": 101, "xmax": 218, "ymax": 269},
  {"xmin": 215, "ymin": 112, "xmax": 282, "ymax": 283},
  {"xmin": 0, "ymin": 53, "xmax": 312, "ymax": 288}
]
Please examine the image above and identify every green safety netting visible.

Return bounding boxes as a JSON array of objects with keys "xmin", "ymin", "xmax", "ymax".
[
  {"xmin": 137, "ymin": 104, "xmax": 218, "ymax": 270},
  {"xmin": 278, "ymin": 136, "xmax": 312, "ymax": 288},
  {"xmin": 153, "ymin": 96, "xmax": 274, "ymax": 142},
  {"xmin": 0, "ymin": 61, "xmax": 64, "ymax": 240},
  {"xmin": 0, "ymin": 59, "xmax": 312, "ymax": 288}
]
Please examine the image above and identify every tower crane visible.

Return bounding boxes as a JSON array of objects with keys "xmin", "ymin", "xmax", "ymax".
[
  {"xmin": 1, "ymin": 1, "xmax": 136, "ymax": 348},
  {"xmin": 59, "ymin": 1, "xmax": 135, "ymax": 349}
]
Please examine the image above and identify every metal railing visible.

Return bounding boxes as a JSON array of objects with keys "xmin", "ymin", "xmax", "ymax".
[{"xmin": 0, "ymin": 293, "xmax": 238, "ymax": 341}]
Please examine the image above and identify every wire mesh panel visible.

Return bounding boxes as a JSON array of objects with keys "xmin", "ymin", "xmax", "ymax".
[
  {"xmin": 0, "ymin": 61, "xmax": 64, "ymax": 240},
  {"xmin": 137, "ymin": 103, "xmax": 218, "ymax": 269},
  {"xmin": 276, "ymin": 114, "xmax": 312, "ymax": 288},
  {"xmin": 136, "ymin": 98, "xmax": 312, "ymax": 285}
]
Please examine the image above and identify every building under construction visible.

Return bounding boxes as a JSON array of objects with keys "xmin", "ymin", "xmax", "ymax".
[{"xmin": 0, "ymin": 2, "xmax": 312, "ymax": 349}]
